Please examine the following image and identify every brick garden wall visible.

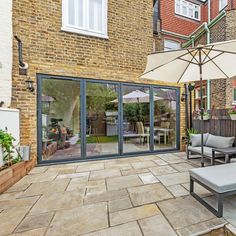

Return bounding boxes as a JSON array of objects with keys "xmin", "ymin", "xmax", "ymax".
[{"xmin": 11, "ymin": 0, "xmax": 187, "ymax": 160}]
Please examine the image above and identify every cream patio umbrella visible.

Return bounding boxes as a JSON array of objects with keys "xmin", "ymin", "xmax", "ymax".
[
  {"xmin": 112, "ymin": 90, "xmax": 163, "ymax": 103},
  {"xmin": 140, "ymin": 40, "xmax": 236, "ymax": 166}
]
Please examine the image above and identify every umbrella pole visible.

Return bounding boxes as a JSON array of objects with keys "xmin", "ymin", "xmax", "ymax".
[{"xmin": 199, "ymin": 48, "xmax": 204, "ymax": 167}]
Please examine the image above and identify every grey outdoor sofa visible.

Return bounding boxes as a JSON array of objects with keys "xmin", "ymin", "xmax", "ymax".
[
  {"xmin": 187, "ymin": 133, "xmax": 235, "ymax": 164},
  {"xmin": 190, "ymin": 163, "xmax": 236, "ymax": 217}
]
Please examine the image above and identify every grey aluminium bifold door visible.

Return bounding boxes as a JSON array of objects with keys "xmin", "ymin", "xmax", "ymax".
[
  {"xmin": 37, "ymin": 74, "xmax": 180, "ymax": 164},
  {"xmin": 38, "ymin": 75, "xmax": 82, "ymax": 163}
]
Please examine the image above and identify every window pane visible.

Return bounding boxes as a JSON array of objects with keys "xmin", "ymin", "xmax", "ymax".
[
  {"xmin": 86, "ymin": 82, "xmax": 119, "ymax": 157},
  {"xmin": 89, "ymin": 0, "xmax": 103, "ymax": 32},
  {"xmin": 176, "ymin": 3, "xmax": 181, "ymax": 13},
  {"xmin": 164, "ymin": 40, "xmax": 180, "ymax": 51},
  {"xmin": 68, "ymin": 0, "xmax": 75, "ymax": 25},
  {"xmin": 123, "ymin": 85, "xmax": 150, "ymax": 153},
  {"xmin": 77, "ymin": 0, "xmax": 84, "ymax": 27},
  {"xmin": 41, "ymin": 78, "xmax": 81, "ymax": 161},
  {"xmin": 154, "ymin": 88, "xmax": 177, "ymax": 150}
]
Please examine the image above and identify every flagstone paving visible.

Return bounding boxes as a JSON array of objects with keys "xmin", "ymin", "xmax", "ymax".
[{"xmin": 0, "ymin": 152, "xmax": 236, "ymax": 236}]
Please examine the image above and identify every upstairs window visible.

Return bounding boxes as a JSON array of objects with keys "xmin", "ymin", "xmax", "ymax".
[
  {"xmin": 175, "ymin": 0, "xmax": 200, "ymax": 21},
  {"xmin": 62, "ymin": 0, "xmax": 108, "ymax": 38},
  {"xmin": 164, "ymin": 39, "xmax": 181, "ymax": 51},
  {"xmin": 219, "ymin": 0, "xmax": 228, "ymax": 11}
]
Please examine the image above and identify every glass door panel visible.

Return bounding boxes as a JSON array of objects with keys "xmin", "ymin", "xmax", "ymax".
[
  {"xmin": 86, "ymin": 82, "xmax": 119, "ymax": 157},
  {"xmin": 41, "ymin": 78, "xmax": 81, "ymax": 160},
  {"xmin": 153, "ymin": 88, "xmax": 177, "ymax": 150},
  {"xmin": 123, "ymin": 85, "xmax": 150, "ymax": 153}
]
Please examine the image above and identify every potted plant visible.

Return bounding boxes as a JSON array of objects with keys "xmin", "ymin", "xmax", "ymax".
[
  {"xmin": 228, "ymin": 106, "xmax": 236, "ymax": 120},
  {"xmin": 0, "ymin": 129, "xmax": 21, "ymax": 167},
  {"xmin": 197, "ymin": 110, "xmax": 210, "ymax": 120}
]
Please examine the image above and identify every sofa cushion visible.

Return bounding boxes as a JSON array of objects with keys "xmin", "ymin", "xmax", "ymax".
[
  {"xmin": 190, "ymin": 133, "xmax": 209, "ymax": 147},
  {"xmin": 190, "ymin": 163, "xmax": 236, "ymax": 193},
  {"xmin": 188, "ymin": 146, "xmax": 225, "ymax": 158},
  {"xmin": 205, "ymin": 134, "xmax": 235, "ymax": 149}
]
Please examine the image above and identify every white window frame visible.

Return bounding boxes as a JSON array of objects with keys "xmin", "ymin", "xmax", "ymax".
[
  {"xmin": 219, "ymin": 0, "xmax": 228, "ymax": 11},
  {"xmin": 175, "ymin": 0, "xmax": 201, "ymax": 21},
  {"xmin": 62, "ymin": 0, "xmax": 108, "ymax": 39},
  {"xmin": 164, "ymin": 39, "xmax": 181, "ymax": 51}
]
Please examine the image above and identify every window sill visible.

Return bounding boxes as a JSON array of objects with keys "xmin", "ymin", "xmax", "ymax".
[{"xmin": 61, "ymin": 26, "xmax": 109, "ymax": 39}]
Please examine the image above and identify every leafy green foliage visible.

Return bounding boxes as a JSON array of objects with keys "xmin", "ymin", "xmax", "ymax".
[
  {"xmin": 0, "ymin": 129, "xmax": 18, "ymax": 166},
  {"xmin": 186, "ymin": 128, "xmax": 199, "ymax": 145}
]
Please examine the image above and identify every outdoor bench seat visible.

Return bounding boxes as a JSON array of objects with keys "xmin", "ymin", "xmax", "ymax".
[
  {"xmin": 187, "ymin": 134, "xmax": 235, "ymax": 164},
  {"xmin": 190, "ymin": 163, "xmax": 236, "ymax": 217},
  {"xmin": 188, "ymin": 146, "xmax": 225, "ymax": 158}
]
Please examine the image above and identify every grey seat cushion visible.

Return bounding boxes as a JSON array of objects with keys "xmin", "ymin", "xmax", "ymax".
[
  {"xmin": 190, "ymin": 133, "xmax": 209, "ymax": 147},
  {"xmin": 205, "ymin": 134, "xmax": 235, "ymax": 149},
  {"xmin": 190, "ymin": 163, "xmax": 236, "ymax": 193},
  {"xmin": 188, "ymin": 146, "xmax": 225, "ymax": 158}
]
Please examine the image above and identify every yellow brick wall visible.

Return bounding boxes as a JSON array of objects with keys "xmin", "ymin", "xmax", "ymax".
[{"xmin": 12, "ymin": 0, "xmax": 186, "ymax": 159}]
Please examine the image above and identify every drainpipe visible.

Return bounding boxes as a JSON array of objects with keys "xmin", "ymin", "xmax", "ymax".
[
  {"xmin": 191, "ymin": 35, "xmax": 195, "ymax": 48},
  {"xmin": 206, "ymin": 0, "xmax": 211, "ymax": 110}
]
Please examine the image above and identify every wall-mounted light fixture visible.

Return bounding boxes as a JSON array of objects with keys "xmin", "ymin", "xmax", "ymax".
[
  {"xmin": 181, "ymin": 92, "xmax": 186, "ymax": 102},
  {"xmin": 26, "ymin": 78, "xmax": 34, "ymax": 93}
]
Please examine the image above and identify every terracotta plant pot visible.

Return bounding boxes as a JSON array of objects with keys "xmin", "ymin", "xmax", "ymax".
[{"xmin": 229, "ymin": 114, "xmax": 236, "ymax": 120}]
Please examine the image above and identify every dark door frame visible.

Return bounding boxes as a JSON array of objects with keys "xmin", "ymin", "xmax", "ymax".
[{"xmin": 37, "ymin": 73, "xmax": 181, "ymax": 164}]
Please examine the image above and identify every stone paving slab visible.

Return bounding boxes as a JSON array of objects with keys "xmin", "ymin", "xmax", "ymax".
[
  {"xmin": 14, "ymin": 212, "xmax": 54, "ymax": 233},
  {"xmin": 167, "ymin": 184, "xmax": 190, "ymax": 197},
  {"xmin": 29, "ymin": 191, "xmax": 83, "ymax": 215},
  {"xmin": 89, "ymin": 168, "xmax": 121, "ymax": 180},
  {"xmin": 21, "ymin": 179, "xmax": 70, "ymax": 197},
  {"xmin": 139, "ymin": 215, "xmax": 177, "ymax": 236},
  {"xmin": 157, "ymin": 196, "xmax": 216, "ymax": 230},
  {"xmin": 138, "ymin": 172, "xmax": 159, "ymax": 184},
  {"xmin": 149, "ymin": 165, "xmax": 177, "ymax": 176},
  {"xmin": 106, "ymin": 175, "xmax": 142, "ymax": 191},
  {"xmin": 0, "ymin": 196, "xmax": 39, "ymax": 211},
  {"xmin": 109, "ymin": 204, "xmax": 160, "ymax": 226},
  {"xmin": 84, "ymin": 189, "xmax": 128, "ymax": 205},
  {"xmin": 108, "ymin": 197, "xmax": 133, "ymax": 213},
  {"xmin": 158, "ymin": 172, "xmax": 189, "ymax": 186},
  {"xmin": 128, "ymin": 183, "xmax": 173, "ymax": 206},
  {"xmin": 0, "ymin": 206, "xmax": 31, "ymax": 235},
  {"xmin": 131, "ymin": 160, "xmax": 157, "ymax": 169},
  {"xmin": 11, "ymin": 228, "xmax": 47, "ymax": 236},
  {"xmin": 76, "ymin": 163, "xmax": 104, "ymax": 173},
  {"xmin": 176, "ymin": 218, "xmax": 226, "ymax": 236},
  {"xmin": 83, "ymin": 221, "xmax": 142, "ymax": 236},
  {"xmin": 46, "ymin": 202, "xmax": 108, "ymax": 236}
]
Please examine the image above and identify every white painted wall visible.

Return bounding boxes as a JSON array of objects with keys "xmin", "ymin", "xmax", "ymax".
[
  {"xmin": 0, "ymin": 108, "xmax": 20, "ymax": 146},
  {"xmin": 0, "ymin": 0, "xmax": 13, "ymax": 107}
]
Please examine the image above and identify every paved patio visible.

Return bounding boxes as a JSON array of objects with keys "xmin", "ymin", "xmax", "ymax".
[{"xmin": 0, "ymin": 152, "xmax": 236, "ymax": 236}]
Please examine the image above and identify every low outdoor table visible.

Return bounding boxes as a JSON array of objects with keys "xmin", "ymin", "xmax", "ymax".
[{"xmin": 212, "ymin": 147, "xmax": 236, "ymax": 165}]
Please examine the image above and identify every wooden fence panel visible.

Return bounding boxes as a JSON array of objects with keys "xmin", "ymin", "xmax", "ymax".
[{"xmin": 192, "ymin": 109, "xmax": 236, "ymax": 137}]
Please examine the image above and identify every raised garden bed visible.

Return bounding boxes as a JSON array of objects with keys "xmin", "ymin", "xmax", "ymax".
[{"xmin": 0, "ymin": 157, "xmax": 36, "ymax": 193}]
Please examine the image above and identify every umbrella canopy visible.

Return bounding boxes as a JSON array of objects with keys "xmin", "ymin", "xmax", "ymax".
[
  {"xmin": 140, "ymin": 40, "xmax": 236, "ymax": 166},
  {"xmin": 141, "ymin": 40, "xmax": 236, "ymax": 83},
  {"xmin": 112, "ymin": 90, "xmax": 163, "ymax": 103}
]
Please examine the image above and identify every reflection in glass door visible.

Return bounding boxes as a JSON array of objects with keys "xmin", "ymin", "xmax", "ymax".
[
  {"xmin": 41, "ymin": 78, "xmax": 81, "ymax": 161},
  {"xmin": 122, "ymin": 85, "xmax": 150, "ymax": 153},
  {"xmin": 86, "ymin": 82, "xmax": 119, "ymax": 157},
  {"xmin": 153, "ymin": 88, "xmax": 177, "ymax": 150}
]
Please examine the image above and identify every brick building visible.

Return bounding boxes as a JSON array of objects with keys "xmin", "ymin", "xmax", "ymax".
[
  {"xmin": 153, "ymin": 0, "xmax": 236, "ymax": 110},
  {"xmin": 0, "ymin": 0, "xmax": 188, "ymax": 165}
]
